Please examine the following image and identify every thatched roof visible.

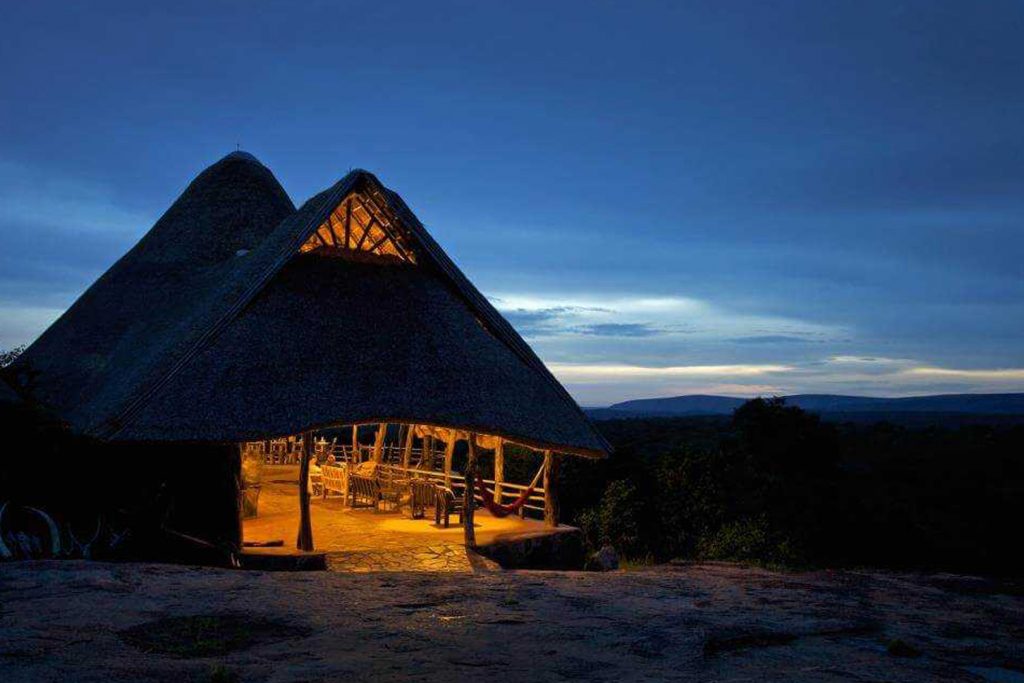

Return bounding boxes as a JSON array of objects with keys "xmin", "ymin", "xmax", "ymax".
[
  {"xmin": 13, "ymin": 153, "xmax": 609, "ymax": 457},
  {"xmin": 0, "ymin": 377, "xmax": 22, "ymax": 407}
]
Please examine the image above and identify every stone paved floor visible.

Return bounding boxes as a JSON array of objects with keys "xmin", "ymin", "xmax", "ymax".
[{"xmin": 243, "ymin": 465, "xmax": 548, "ymax": 572}]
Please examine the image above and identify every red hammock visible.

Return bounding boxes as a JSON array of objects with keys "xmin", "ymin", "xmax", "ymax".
[{"xmin": 475, "ymin": 466, "xmax": 544, "ymax": 518}]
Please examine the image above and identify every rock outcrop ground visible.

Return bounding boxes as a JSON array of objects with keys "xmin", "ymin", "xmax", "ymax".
[{"xmin": 1, "ymin": 560, "xmax": 1021, "ymax": 681}]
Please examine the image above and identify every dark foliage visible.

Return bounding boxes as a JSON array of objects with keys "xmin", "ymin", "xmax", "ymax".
[
  {"xmin": 569, "ymin": 398, "xmax": 1024, "ymax": 574},
  {"xmin": 0, "ymin": 345, "xmax": 25, "ymax": 369},
  {"xmin": 0, "ymin": 384, "xmax": 242, "ymax": 563},
  {"xmin": 5, "ymin": 338, "xmax": 1020, "ymax": 575}
]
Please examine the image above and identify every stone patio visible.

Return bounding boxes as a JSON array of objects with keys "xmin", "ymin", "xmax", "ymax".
[{"xmin": 243, "ymin": 465, "xmax": 554, "ymax": 572}]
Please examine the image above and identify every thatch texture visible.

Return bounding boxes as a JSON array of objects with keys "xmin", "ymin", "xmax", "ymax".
[
  {"xmin": 12, "ymin": 153, "xmax": 296, "ymax": 435},
  {"xmin": 123, "ymin": 255, "xmax": 607, "ymax": 455},
  {"xmin": 0, "ymin": 378, "xmax": 22, "ymax": 406},
  {"xmin": 13, "ymin": 153, "xmax": 609, "ymax": 457}
]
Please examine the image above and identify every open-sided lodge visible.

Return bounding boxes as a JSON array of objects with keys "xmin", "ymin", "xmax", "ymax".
[{"xmin": 3, "ymin": 152, "xmax": 609, "ymax": 567}]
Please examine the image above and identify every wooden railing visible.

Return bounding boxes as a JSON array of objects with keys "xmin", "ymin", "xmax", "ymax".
[
  {"xmin": 329, "ymin": 444, "xmax": 432, "ymax": 466},
  {"xmin": 253, "ymin": 442, "xmax": 440, "ymax": 469},
  {"xmin": 377, "ymin": 464, "xmax": 546, "ymax": 518},
  {"xmin": 247, "ymin": 444, "xmax": 549, "ymax": 519}
]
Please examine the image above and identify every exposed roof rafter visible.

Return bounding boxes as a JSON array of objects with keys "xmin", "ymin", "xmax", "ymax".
[{"xmin": 299, "ymin": 189, "xmax": 416, "ymax": 264}]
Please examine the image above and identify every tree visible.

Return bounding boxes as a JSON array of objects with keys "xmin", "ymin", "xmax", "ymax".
[{"xmin": 0, "ymin": 345, "xmax": 25, "ymax": 369}]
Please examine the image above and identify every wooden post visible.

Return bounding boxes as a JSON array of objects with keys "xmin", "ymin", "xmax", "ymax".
[
  {"xmin": 233, "ymin": 444, "xmax": 244, "ymax": 552},
  {"xmin": 402, "ymin": 424, "xmax": 414, "ymax": 468},
  {"xmin": 443, "ymin": 432, "xmax": 456, "ymax": 488},
  {"xmin": 372, "ymin": 423, "xmax": 386, "ymax": 463},
  {"xmin": 464, "ymin": 434, "xmax": 478, "ymax": 547},
  {"xmin": 543, "ymin": 450, "xmax": 559, "ymax": 528},
  {"xmin": 493, "ymin": 438, "xmax": 505, "ymax": 503},
  {"xmin": 351, "ymin": 425, "xmax": 359, "ymax": 462},
  {"xmin": 297, "ymin": 431, "xmax": 314, "ymax": 551},
  {"xmin": 342, "ymin": 462, "xmax": 350, "ymax": 507},
  {"xmin": 423, "ymin": 436, "xmax": 434, "ymax": 470}
]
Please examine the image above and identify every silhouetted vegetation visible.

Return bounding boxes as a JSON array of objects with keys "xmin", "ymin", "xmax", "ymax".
[
  {"xmin": 3, "ymin": 339, "xmax": 1020, "ymax": 576},
  {"xmin": 567, "ymin": 398, "xmax": 1024, "ymax": 574},
  {"xmin": 0, "ymin": 360, "xmax": 243, "ymax": 565},
  {"xmin": 0, "ymin": 345, "xmax": 25, "ymax": 369}
]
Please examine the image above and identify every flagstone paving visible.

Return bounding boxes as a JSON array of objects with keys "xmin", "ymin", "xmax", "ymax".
[{"xmin": 243, "ymin": 465, "xmax": 544, "ymax": 572}]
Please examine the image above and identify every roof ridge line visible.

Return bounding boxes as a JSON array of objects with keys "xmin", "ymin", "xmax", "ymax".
[
  {"xmin": 374, "ymin": 185, "xmax": 611, "ymax": 452},
  {"xmin": 101, "ymin": 173, "xmax": 362, "ymax": 439},
  {"xmin": 105, "ymin": 169, "xmax": 608, "ymax": 453}
]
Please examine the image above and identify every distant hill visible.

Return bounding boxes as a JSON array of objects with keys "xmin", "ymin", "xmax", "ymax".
[{"xmin": 590, "ymin": 393, "xmax": 1024, "ymax": 419}]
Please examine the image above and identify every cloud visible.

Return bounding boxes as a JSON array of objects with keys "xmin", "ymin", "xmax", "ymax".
[
  {"xmin": 548, "ymin": 362, "xmax": 793, "ymax": 383},
  {"xmin": 575, "ymin": 323, "xmax": 662, "ymax": 337},
  {"xmin": 490, "ymin": 292, "xmax": 842, "ymax": 343},
  {"xmin": 500, "ymin": 305, "xmax": 611, "ymax": 337},
  {"xmin": 728, "ymin": 335, "xmax": 816, "ymax": 345},
  {"xmin": 553, "ymin": 355, "xmax": 1024, "ymax": 406},
  {"xmin": 902, "ymin": 366, "xmax": 1024, "ymax": 381}
]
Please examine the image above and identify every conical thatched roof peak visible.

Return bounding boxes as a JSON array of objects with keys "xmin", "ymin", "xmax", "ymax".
[
  {"xmin": 223, "ymin": 150, "xmax": 263, "ymax": 164},
  {"xmin": 13, "ymin": 156, "xmax": 610, "ymax": 457},
  {"xmin": 13, "ymin": 153, "xmax": 296, "ymax": 434}
]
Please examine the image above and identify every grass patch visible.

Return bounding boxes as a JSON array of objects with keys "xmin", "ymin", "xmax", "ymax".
[{"xmin": 618, "ymin": 554, "xmax": 656, "ymax": 571}]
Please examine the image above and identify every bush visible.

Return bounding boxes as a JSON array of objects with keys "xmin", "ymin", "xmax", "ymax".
[
  {"xmin": 698, "ymin": 515, "xmax": 801, "ymax": 566},
  {"xmin": 575, "ymin": 399, "xmax": 1024, "ymax": 574},
  {"xmin": 576, "ymin": 479, "xmax": 652, "ymax": 560}
]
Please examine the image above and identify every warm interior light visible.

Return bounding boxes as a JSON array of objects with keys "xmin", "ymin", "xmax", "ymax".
[{"xmin": 299, "ymin": 190, "xmax": 416, "ymax": 264}]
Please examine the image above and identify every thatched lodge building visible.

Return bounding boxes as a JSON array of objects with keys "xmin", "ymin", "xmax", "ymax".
[{"xmin": 2, "ymin": 152, "xmax": 608, "ymax": 567}]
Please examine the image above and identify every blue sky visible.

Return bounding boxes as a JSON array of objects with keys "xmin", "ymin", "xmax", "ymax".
[{"xmin": 2, "ymin": 1, "xmax": 1023, "ymax": 405}]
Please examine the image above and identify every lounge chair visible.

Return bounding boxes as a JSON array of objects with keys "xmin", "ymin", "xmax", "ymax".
[
  {"xmin": 348, "ymin": 474, "xmax": 380, "ymax": 509},
  {"xmin": 434, "ymin": 483, "xmax": 478, "ymax": 528},
  {"xmin": 408, "ymin": 479, "xmax": 437, "ymax": 519}
]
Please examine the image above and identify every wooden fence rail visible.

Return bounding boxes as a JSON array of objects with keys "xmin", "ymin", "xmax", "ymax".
[{"xmin": 377, "ymin": 464, "xmax": 546, "ymax": 517}]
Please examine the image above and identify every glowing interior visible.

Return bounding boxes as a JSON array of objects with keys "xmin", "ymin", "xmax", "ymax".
[{"xmin": 299, "ymin": 191, "xmax": 417, "ymax": 263}]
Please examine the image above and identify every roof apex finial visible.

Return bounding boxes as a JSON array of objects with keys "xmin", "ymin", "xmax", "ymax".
[{"xmin": 224, "ymin": 149, "xmax": 262, "ymax": 165}]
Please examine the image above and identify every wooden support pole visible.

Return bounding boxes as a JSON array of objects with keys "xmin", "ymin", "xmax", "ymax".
[
  {"xmin": 351, "ymin": 425, "xmax": 359, "ymax": 462},
  {"xmin": 326, "ymin": 214, "xmax": 339, "ymax": 244},
  {"xmin": 443, "ymin": 432, "xmax": 456, "ymax": 488},
  {"xmin": 493, "ymin": 438, "xmax": 505, "ymax": 503},
  {"xmin": 355, "ymin": 215, "xmax": 377, "ymax": 250},
  {"xmin": 297, "ymin": 432, "xmax": 314, "ymax": 551},
  {"xmin": 402, "ymin": 425, "xmax": 414, "ymax": 468},
  {"xmin": 543, "ymin": 450, "xmax": 559, "ymax": 528},
  {"xmin": 344, "ymin": 198, "xmax": 352, "ymax": 248},
  {"xmin": 234, "ymin": 444, "xmax": 244, "ymax": 551},
  {"xmin": 372, "ymin": 423, "xmax": 386, "ymax": 463},
  {"xmin": 464, "ymin": 434, "xmax": 478, "ymax": 547},
  {"xmin": 423, "ymin": 436, "xmax": 434, "ymax": 470}
]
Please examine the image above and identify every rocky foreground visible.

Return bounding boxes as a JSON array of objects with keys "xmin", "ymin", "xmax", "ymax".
[{"xmin": 1, "ymin": 560, "xmax": 1022, "ymax": 682}]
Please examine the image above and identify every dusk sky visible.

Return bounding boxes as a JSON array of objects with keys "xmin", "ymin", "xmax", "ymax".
[{"xmin": 2, "ymin": 1, "xmax": 1023, "ymax": 405}]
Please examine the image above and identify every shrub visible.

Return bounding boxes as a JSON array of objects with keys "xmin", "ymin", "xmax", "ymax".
[
  {"xmin": 698, "ymin": 515, "xmax": 802, "ymax": 566},
  {"xmin": 577, "ymin": 479, "xmax": 652, "ymax": 559}
]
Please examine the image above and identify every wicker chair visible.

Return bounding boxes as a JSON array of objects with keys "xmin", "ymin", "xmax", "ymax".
[{"xmin": 321, "ymin": 463, "xmax": 347, "ymax": 498}]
